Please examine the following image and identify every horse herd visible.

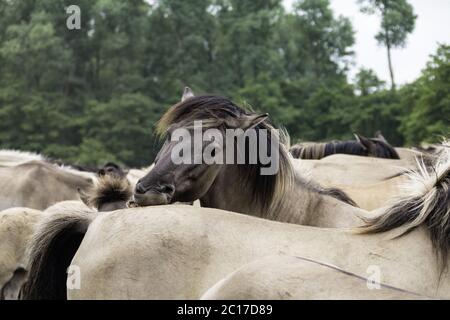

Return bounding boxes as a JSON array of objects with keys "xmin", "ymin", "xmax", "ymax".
[{"xmin": 0, "ymin": 88, "xmax": 448, "ymax": 300}]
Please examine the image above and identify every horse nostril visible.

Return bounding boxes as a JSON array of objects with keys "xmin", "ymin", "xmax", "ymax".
[
  {"xmin": 160, "ymin": 184, "xmax": 175, "ymax": 196},
  {"xmin": 135, "ymin": 182, "xmax": 147, "ymax": 194}
]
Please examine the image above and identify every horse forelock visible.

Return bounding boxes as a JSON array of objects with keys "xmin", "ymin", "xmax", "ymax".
[
  {"xmin": 85, "ymin": 175, "xmax": 132, "ymax": 210},
  {"xmin": 156, "ymin": 96, "xmax": 243, "ymax": 137},
  {"xmin": 359, "ymin": 141, "xmax": 450, "ymax": 269}
]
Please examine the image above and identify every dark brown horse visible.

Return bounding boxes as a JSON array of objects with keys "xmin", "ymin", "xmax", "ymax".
[
  {"xmin": 132, "ymin": 90, "xmax": 366, "ymax": 228},
  {"xmin": 289, "ymin": 133, "xmax": 400, "ymax": 160}
]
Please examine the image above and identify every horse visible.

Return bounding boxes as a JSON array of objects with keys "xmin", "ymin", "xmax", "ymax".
[
  {"xmin": 0, "ymin": 149, "xmax": 134, "ymax": 211},
  {"xmin": 43, "ymin": 200, "xmax": 91, "ymax": 215},
  {"xmin": 200, "ymin": 255, "xmax": 427, "ymax": 300},
  {"xmin": 20, "ymin": 140, "xmax": 450, "ymax": 299},
  {"xmin": 1, "ymin": 171, "xmax": 134, "ymax": 298},
  {"xmin": 0, "ymin": 150, "xmax": 44, "ymax": 167},
  {"xmin": 0, "ymin": 199, "xmax": 95, "ymax": 301},
  {"xmin": 0, "ymin": 149, "xmax": 126, "ymax": 175},
  {"xmin": 395, "ymin": 147, "xmax": 441, "ymax": 168},
  {"xmin": 289, "ymin": 133, "xmax": 400, "ymax": 160},
  {"xmin": 0, "ymin": 207, "xmax": 44, "ymax": 300},
  {"xmin": 131, "ymin": 90, "xmax": 366, "ymax": 228},
  {"xmin": 292, "ymin": 156, "xmax": 413, "ymax": 210},
  {"xmin": 0, "ymin": 160, "xmax": 95, "ymax": 211},
  {"xmin": 97, "ymin": 162, "xmax": 128, "ymax": 178}
]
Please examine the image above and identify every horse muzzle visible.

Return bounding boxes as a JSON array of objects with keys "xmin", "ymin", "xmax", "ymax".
[{"xmin": 133, "ymin": 182, "xmax": 175, "ymax": 206}]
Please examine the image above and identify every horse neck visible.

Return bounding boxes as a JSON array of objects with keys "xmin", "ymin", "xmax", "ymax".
[
  {"xmin": 273, "ymin": 175, "xmax": 367, "ymax": 227},
  {"xmin": 200, "ymin": 165, "xmax": 367, "ymax": 228},
  {"xmin": 200, "ymin": 164, "xmax": 268, "ymax": 217},
  {"xmin": 57, "ymin": 169, "xmax": 93, "ymax": 189}
]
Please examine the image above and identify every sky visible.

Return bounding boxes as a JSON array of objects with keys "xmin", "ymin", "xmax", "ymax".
[{"xmin": 284, "ymin": 0, "xmax": 450, "ymax": 85}]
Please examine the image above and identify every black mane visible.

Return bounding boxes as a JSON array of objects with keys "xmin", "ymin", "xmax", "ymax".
[
  {"xmin": 291, "ymin": 139, "xmax": 400, "ymax": 159},
  {"xmin": 325, "ymin": 141, "xmax": 368, "ymax": 157}
]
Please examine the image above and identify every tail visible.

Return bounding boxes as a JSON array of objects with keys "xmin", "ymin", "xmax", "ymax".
[
  {"xmin": 359, "ymin": 141, "xmax": 450, "ymax": 268},
  {"xmin": 20, "ymin": 211, "xmax": 94, "ymax": 300}
]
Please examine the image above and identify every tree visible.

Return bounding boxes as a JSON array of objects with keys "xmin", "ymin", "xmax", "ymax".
[
  {"xmin": 358, "ymin": 0, "xmax": 416, "ymax": 90},
  {"xmin": 214, "ymin": 0, "xmax": 285, "ymax": 90},
  {"xmin": 272, "ymin": 0, "xmax": 356, "ymax": 140},
  {"xmin": 0, "ymin": 0, "xmax": 443, "ymax": 165},
  {"xmin": 354, "ymin": 68, "xmax": 385, "ymax": 96},
  {"xmin": 79, "ymin": 93, "xmax": 163, "ymax": 167},
  {"xmin": 350, "ymin": 68, "xmax": 402, "ymax": 145},
  {"xmin": 400, "ymin": 44, "xmax": 450, "ymax": 145}
]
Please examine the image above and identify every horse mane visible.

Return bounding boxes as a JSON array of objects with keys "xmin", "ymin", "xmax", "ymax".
[
  {"xmin": 290, "ymin": 141, "xmax": 368, "ymax": 159},
  {"xmin": 236, "ymin": 124, "xmax": 295, "ymax": 214},
  {"xmin": 290, "ymin": 143, "xmax": 327, "ymax": 159},
  {"xmin": 290, "ymin": 139, "xmax": 400, "ymax": 160},
  {"xmin": 359, "ymin": 142, "xmax": 450, "ymax": 269},
  {"xmin": 157, "ymin": 95, "xmax": 356, "ymax": 213},
  {"xmin": 82, "ymin": 175, "xmax": 132, "ymax": 210},
  {"xmin": 0, "ymin": 149, "xmax": 45, "ymax": 166},
  {"xmin": 329, "ymin": 141, "xmax": 368, "ymax": 157}
]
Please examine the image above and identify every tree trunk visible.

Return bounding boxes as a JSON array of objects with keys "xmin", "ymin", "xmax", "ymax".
[
  {"xmin": 386, "ymin": 36, "xmax": 396, "ymax": 90},
  {"xmin": 382, "ymin": 0, "xmax": 396, "ymax": 90}
]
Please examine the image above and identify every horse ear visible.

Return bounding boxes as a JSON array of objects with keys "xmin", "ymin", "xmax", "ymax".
[
  {"xmin": 225, "ymin": 113, "xmax": 269, "ymax": 130},
  {"xmin": 181, "ymin": 87, "xmax": 195, "ymax": 102},
  {"xmin": 77, "ymin": 187, "xmax": 90, "ymax": 207},
  {"xmin": 375, "ymin": 131, "xmax": 388, "ymax": 143},
  {"xmin": 354, "ymin": 133, "xmax": 374, "ymax": 150}
]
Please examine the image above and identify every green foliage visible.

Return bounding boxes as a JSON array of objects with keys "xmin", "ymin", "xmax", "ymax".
[
  {"xmin": 79, "ymin": 93, "xmax": 164, "ymax": 166},
  {"xmin": 354, "ymin": 68, "xmax": 386, "ymax": 96},
  {"xmin": 0, "ymin": 0, "xmax": 447, "ymax": 167},
  {"xmin": 400, "ymin": 44, "xmax": 450, "ymax": 144},
  {"xmin": 359, "ymin": 0, "xmax": 416, "ymax": 48},
  {"xmin": 358, "ymin": 0, "xmax": 416, "ymax": 89}
]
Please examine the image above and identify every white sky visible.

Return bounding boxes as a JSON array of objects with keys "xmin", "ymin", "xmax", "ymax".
[{"xmin": 284, "ymin": 0, "xmax": 450, "ymax": 85}]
